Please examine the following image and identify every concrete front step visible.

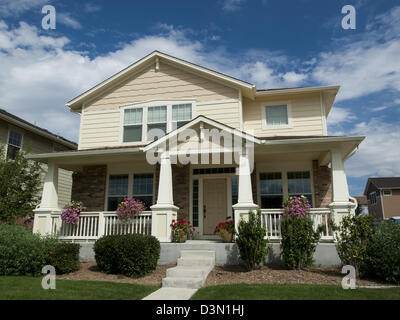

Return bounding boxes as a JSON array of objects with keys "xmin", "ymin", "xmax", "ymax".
[
  {"xmin": 180, "ymin": 250, "xmax": 216, "ymax": 259},
  {"xmin": 177, "ymin": 257, "xmax": 215, "ymax": 267},
  {"xmin": 166, "ymin": 266, "xmax": 211, "ymax": 278},
  {"xmin": 162, "ymin": 276, "xmax": 204, "ymax": 289}
]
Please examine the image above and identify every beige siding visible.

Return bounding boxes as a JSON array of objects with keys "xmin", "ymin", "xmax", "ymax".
[
  {"xmin": 85, "ymin": 62, "xmax": 238, "ymax": 112},
  {"xmin": 243, "ymin": 93, "xmax": 324, "ymax": 137},
  {"xmin": 0, "ymin": 119, "xmax": 9, "ymax": 152},
  {"xmin": 196, "ymin": 101, "xmax": 240, "ymax": 128}
]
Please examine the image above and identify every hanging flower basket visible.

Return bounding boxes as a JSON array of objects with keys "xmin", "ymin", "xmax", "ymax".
[
  {"xmin": 61, "ymin": 201, "xmax": 85, "ymax": 225},
  {"xmin": 115, "ymin": 198, "xmax": 145, "ymax": 220}
]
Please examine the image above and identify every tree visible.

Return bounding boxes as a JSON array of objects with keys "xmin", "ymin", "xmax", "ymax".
[{"xmin": 0, "ymin": 147, "xmax": 42, "ymax": 224}]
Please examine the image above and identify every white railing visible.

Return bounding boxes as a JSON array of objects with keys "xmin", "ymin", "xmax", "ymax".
[
  {"xmin": 260, "ymin": 208, "xmax": 334, "ymax": 241},
  {"xmin": 51, "ymin": 211, "xmax": 152, "ymax": 242}
]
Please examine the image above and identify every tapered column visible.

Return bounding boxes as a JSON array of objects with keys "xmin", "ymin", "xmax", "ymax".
[{"xmin": 151, "ymin": 152, "xmax": 178, "ymax": 242}]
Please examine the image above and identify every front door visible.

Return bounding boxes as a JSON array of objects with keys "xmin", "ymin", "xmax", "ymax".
[{"xmin": 203, "ymin": 178, "xmax": 227, "ymax": 235}]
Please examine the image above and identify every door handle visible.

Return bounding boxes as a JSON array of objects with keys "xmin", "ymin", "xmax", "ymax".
[{"xmin": 203, "ymin": 205, "xmax": 206, "ymax": 218}]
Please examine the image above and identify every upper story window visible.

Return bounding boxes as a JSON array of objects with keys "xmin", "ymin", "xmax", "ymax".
[
  {"xmin": 122, "ymin": 101, "xmax": 194, "ymax": 143},
  {"xmin": 383, "ymin": 189, "xmax": 392, "ymax": 196},
  {"xmin": 7, "ymin": 130, "xmax": 23, "ymax": 160},
  {"xmin": 369, "ymin": 192, "xmax": 377, "ymax": 205},
  {"xmin": 262, "ymin": 102, "xmax": 292, "ymax": 129}
]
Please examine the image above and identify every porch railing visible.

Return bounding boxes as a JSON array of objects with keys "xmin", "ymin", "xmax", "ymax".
[
  {"xmin": 50, "ymin": 211, "xmax": 152, "ymax": 242},
  {"xmin": 260, "ymin": 208, "xmax": 334, "ymax": 241}
]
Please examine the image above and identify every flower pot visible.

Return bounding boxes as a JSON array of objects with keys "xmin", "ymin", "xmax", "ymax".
[
  {"xmin": 218, "ymin": 229, "xmax": 233, "ymax": 243},
  {"xmin": 174, "ymin": 230, "xmax": 187, "ymax": 243}
]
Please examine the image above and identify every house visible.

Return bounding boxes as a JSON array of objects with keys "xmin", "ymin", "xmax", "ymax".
[
  {"xmin": 0, "ymin": 109, "xmax": 77, "ymax": 219},
  {"xmin": 364, "ymin": 177, "xmax": 400, "ymax": 220},
  {"xmin": 353, "ymin": 196, "xmax": 369, "ymax": 216},
  {"xmin": 28, "ymin": 51, "xmax": 364, "ymax": 243}
]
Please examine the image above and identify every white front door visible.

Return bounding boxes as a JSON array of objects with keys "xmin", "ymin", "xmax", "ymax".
[{"xmin": 203, "ymin": 178, "xmax": 227, "ymax": 235}]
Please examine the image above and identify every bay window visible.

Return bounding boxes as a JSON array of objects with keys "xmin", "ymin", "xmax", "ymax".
[{"xmin": 172, "ymin": 103, "xmax": 192, "ymax": 130}]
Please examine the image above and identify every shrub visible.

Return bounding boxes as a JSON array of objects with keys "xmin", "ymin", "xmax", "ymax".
[
  {"xmin": 47, "ymin": 243, "xmax": 80, "ymax": 274},
  {"xmin": 94, "ymin": 234, "xmax": 160, "ymax": 278},
  {"xmin": 0, "ymin": 224, "xmax": 58, "ymax": 276},
  {"xmin": 365, "ymin": 222, "xmax": 400, "ymax": 284},
  {"xmin": 280, "ymin": 196, "xmax": 321, "ymax": 269},
  {"xmin": 334, "ymin": 215, "xmax": 374, "ymax": 278},
  {"xmin": 236, "ymin": 210, "xmax": 269, "ymax": 270}
]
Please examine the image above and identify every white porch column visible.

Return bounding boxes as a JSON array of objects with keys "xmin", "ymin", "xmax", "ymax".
[
  {"xmin": 329, "ymin": 148, "xmax": 355, "ymax": 233},
  {"xmin": 33, "ymin": 162, "xmax": 60, "ymax": 235},
  {"xmin": 232, "ymin": 149, "xmax": 258, "ymax": 233},
  {"xmin": 150, "ymin": 152, "xmax": 178, "ymax": 242}
]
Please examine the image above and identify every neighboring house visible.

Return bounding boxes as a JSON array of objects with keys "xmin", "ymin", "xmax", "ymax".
[
  {"xmin": 29, "ymin": 51, "xmax": 364, "ymax": 242},
  {"xmin": 353, "ymin": 196, "xmax": 369, "ymax": 216},
  {"xmin": 364, "ymin": 177, "xmax": 400, "ymax": 220},
  {"xmin": 0, "ymin": 108, "xmax": 77, "ymax": 211}
]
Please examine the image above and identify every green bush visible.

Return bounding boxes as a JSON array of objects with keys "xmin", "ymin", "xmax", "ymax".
[
  {"xmin": 334, "ymin": 215, "xmax": 374, "ymax": 277},
  {"xmin": 48, "ymin": 243, "xmax": 80, "ymax": 274},
  {"xmin": 280, "ymin": 215, "xmax": 321, "ymax": 269},
  {"xmin": 365, "ymin": 222, "xmax": 400, "ymax": 284},
  {"xmin": 236, "ymin": 210, "xmax": 269, "ymax": 271},
  {"xmin": 94, "ymin": 234, "xmax": 160, "ymax": 278},
  {"xmin": 0, "ymin": 224, "xmax": 58, "ymax": 276}
]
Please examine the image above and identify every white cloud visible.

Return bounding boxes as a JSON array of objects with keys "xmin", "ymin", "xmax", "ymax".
[
  {"xmin": 0, "ymin": 0, "xmax": 47, "ymax": 17},
  {"xmin": 83, "ymin": 3, "xmax": 101, "ymax": 13},
  {"xmin": 221, "ymin": 0, "xmax": 246, "ymax": 12},
  {"xmin": 57, "ymin": 12, "xmax": 82, "ymax": 30},
  {"xmin": 345, "ymin": 119, "xmax": 400, "ymax": 178},
  {"xmin": 327, "ymin": 107, "xmax": 357, "ymax": 127}
]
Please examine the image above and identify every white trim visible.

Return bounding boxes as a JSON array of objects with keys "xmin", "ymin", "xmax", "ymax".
[
  {"xmin": 78, "ymin": 104, "xmax": 84, "ymax": 149},
  {"xmin": 83, "ymin": 109, "xmax": 121, "ymax": 115},
  {"xmin": 5, "ymin": 126, "xmax": 24, "ymax": 159},
  {"xmin": 320, "ymin": 92, "xmax": 328, "ymax": 135},
  {"xmin": 383, "ymin": 189, "xmax": 392, "ymax": 196},
  {"xmin": 255, "ymin": 85, "xmax": 340, "ymax": 97},
  {"xmin": 196, "ymin": 99, "xmax": 238, "ymax": 106},
  {"xmin": 261, "ymin": 101, "xmax": 293, "ymax": 130},
  {"xmin": 238, "ymin": 89, "xmax": 243, "ymax": 131}
]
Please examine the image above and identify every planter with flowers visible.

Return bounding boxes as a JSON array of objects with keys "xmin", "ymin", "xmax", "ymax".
[
  {"xmin": 214, "ymin": 216, "xmax": 235, "ymax": 243},
  {"xmin": 61, "ymin": 201, "xmax": 85, "ymax": 225},
  {"xmin": 115, "ymin": 198, "xmax": 145, "ymax": 220},
  {"xmin": 170, "ymin": 220, "xmax": 195, "ymax": 243}
]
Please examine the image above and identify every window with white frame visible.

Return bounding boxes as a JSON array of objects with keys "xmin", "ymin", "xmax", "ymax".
[
  {"xmin": 172, "ymin": 103, "xmax": 192, "ymax": 130},
  {"xmin": 260, "ymin": 172, "xmax": 283, "ymax": 209},
  {"xmin": 287, "ymin": 171, "xmax": 313, "ymax": 205},
  {"xmin": 132, "ymin": 173, "xmax": 154, "ymax": 209},
  {"xmin": 123, "ymin": 108, "xmax": 143, "ymax": 142},
  {"xmin": 147, "ymin": 106, "xmax": 167, "ymax": 141},
  {"xmin": 383, "ymin": 189, "xmax": 392, "ymax": 196},
  {"xmin": 7, "ymin": 130, "xmax": 22, "ymax": 160},
  {"xmin": 107, "ymin": 175, "xmax": 129, "ymax": 211},
  {"xmin": 264, "ymin": 105, "xmax": 289, "ymax": 127}
]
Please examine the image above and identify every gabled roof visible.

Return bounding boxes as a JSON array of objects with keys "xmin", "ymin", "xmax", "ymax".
[
  {"xmin": 364, "ymin": 177, "xmax": 400, "ymax": 195},
  {"xmin": 66, "ymin": 51, "xmax": 256, "ymax": 111},
  {"xmin": 0, "ymin": 108, "xmax": 77, "ymax": 149},
  {"xmin": 143, "ymin": 115, "xmax": 261, "ymax": 152}
]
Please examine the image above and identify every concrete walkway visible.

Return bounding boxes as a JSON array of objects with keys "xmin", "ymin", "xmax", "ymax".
[{"xmin": 142, "ymin": 248, "xmax": 215, "ymax": 300}]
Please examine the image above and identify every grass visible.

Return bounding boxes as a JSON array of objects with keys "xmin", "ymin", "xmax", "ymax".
[
  {"xmin": 0, "ymin": 276, "xmax": 159, "ymax": 300},
  {"xmin": 191, "ymin": 284, "xmax": 400, "ymax": 300}
]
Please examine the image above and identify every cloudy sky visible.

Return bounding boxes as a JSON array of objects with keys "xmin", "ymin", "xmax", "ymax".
[{"xmin": 0, "ymin": 0, "xmax": 399, "ymax": 195}]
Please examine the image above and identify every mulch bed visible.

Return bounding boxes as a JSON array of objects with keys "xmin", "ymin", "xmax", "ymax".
[{"xmin": 58, "ymin": 262, "xmax": 387, "ymax": 288}]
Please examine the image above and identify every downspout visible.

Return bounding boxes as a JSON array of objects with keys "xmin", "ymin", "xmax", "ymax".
[{"xmin": 345, "ymin": 146, "xmax": 360, "ymax": 214}]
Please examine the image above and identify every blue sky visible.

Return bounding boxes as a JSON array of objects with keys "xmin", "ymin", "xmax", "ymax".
[{"xmin": 0, "ymin": 0, "xmax": 399, "ymax": 196}]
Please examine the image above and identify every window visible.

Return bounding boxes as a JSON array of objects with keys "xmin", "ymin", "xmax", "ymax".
[
  {"xmin": 369, "ymin": 192, "xmax": 377, "ymax": 205},
  {"xmin": 147, "ymin": 106, "xmax": 167, "ymax": 141},
  {"xmin": 133, "ymin": 174, "xmax": 154, "ymax": 209},
  {"xmin": 264, "ymin": 105, "xmax": 289, "ymax": 127},
  {"xmin": 231, "ymin": 177, "xmax": 238, "ymax": 206},
  {"xmin": 287, "ymin": 171, "xmax": 313, "ymax": 205},
  {"xmin": 172, "ymin": 104, "xmax": 192, "ymax": 130},
  {"xmin": 260, "ymin": 172, "xmax": 283, "ymax": 209},
  {"xmin": 123, "ymin": 108, "xmax": 143, "ymax": 142},
  {"xmin": 107, "ymin": 175, "xmax": 129, "ymax": 211},
  {"xmin": 193, "ymin": 167, "xmax": 236, "ymax": 175},
  {"xmin": 7, "ymin": 130, "xmax": 22, "ymax": 160},
  {"xmin": 383, "ymin": 189, "xmax": 392, "ymax": 196},
  {"xmin": 192, "ymin": 179, "xmax": 199, "ymax": 227}
]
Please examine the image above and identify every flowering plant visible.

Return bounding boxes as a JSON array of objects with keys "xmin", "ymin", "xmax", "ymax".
[
  {"xmin": 116, "ymin": 198, "xmax": 145, "ymax": 220},
  {"xmin": 61, "ymin": 201, "xmax": 85, "ymax": 225},
  {"xmin": 170, "ymin": 220, "xmax": 195, "ymax": 242},
  {"xmin": 214, "ymin": 216, "xmax": 235, "ymax": 242},
  {"xmin": 282, "ymin": 195, "xmax": 311, "ymax": 219}
]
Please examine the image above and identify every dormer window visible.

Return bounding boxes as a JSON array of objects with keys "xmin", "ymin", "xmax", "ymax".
[
  {"xmin": 121, "ymin": 101, "xmax": 194, "ymax": 143},
  {"xmin": 262, "ymin": 102, "xmax": 292, "ymax": 129}
]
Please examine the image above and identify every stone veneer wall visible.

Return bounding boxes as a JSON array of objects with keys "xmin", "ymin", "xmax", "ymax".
[
  {"xmin": 172, "ymin": 165, "xmax": 190, "ymax": 221},
  {"xmin": 71, "ymin": 165, "xmax": 107, "ymax": 211},
  {"xmin": 312, "ymin": 160, "xmax": 332, "ymax": 208}
]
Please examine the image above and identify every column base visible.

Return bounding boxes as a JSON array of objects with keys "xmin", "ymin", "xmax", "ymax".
[
  {"xmin": 150, "ymin": 204, "xmax": 179, "ymax": 243},
  {"xmin": 33, "ymin": 207, "xmax": 61, "ymax": 235},
  {"xmin": 232, "ymin": 203, "xmax": 258, "ymax": 233}
]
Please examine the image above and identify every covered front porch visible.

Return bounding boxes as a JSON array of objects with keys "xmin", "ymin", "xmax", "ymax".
[{"xmin": 29, "ymin": 134, "xmax": 362, "ymax": 243}]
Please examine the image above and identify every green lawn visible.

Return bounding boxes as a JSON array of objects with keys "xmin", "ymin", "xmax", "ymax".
[
  {"xmin": 0, "ymin": 276, "xmax": 159, "ymax": 300},
  {"xmin": 191, "ymin": 284, "xmax": 400, "ymax": 300}
]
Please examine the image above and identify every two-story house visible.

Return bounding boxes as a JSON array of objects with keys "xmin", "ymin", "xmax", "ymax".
[
  {"xmin": 29, "ymin": 51, "xmax": 364, "ymax": 243},
  {"xmin": 364, "ymin": 177, "xmax": 400, "ymax": 220},
  {"xmin": 0, "ymin": 108, "xmax": 77, "ymax": 218}
]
